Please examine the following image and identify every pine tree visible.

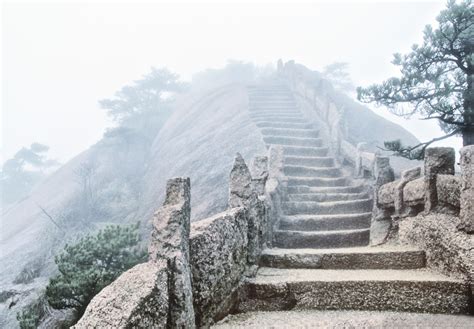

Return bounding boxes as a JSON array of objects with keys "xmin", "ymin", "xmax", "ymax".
[
  {"xmin": 357, "ymin": 0, "xmax": 473, "ymax": 159},
  {"xmin": 45, "ymin": 223, "xmax": 147, "ymax": 322}
]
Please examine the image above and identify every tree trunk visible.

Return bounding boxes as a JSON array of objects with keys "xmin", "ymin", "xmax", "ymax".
[{"xmin": 463, "ymin": 68, "xmax": 474, "ymax": 146}]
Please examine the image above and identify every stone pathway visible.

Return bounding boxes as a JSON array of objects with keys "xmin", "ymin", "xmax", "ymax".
[
  {"xmin": 213, "ymin": 310, "xmax": 474, "ymax": 328},
  {"xmin": 226, "ymin": 83, "xmax": 473, "ymax": 325}
]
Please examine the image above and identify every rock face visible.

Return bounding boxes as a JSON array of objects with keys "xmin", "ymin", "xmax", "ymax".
[
  {"xmin": 459, "ymin": 145, "xmax": 474, "ymax": 233},
  {"xmin": 140, "ymin": 85, "xmax": 267, "ymax": 223},
  {"xmin": 74, "ymin": 261, "xmax": 169, "ymax": 329}
]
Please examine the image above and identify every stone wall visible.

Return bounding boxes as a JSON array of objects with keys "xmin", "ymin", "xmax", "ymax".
[
  {"xmin": 371, "ymin": 146, "xmax": 474, "ymax": 301},
  {"xmin": 75, "ymin": 151, "xmax": 282, "ymax": 328},
  {"xmin": 190, "ymin": 207, "xmax": 248, "ymax": 326}
]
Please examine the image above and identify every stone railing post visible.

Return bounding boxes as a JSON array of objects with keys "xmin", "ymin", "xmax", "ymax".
[
  {"xmin": 149, "ymin": 177, "xmax": 195, "ymax": 328},
  {"xmin": 229, "ymin": 153, "xmax": 264, "ymax": 267},
  {"xmin": 370, "ymin": 156, "xmax": 395, "ymax": 245},
  {"xmin": 266, "ymin": 146, "xmax": 286, "ymax": 245},
  {"xmin": 355, "ymin": 142, "xmax": 367, "ymax": 177},
  {"xmin": 424, "ymin": 147, "xmax": 455, "ymax": 213},
  {"xmin": 459, "ymin": 145, "xmax": 474, "ymax": 233},
  {"xmin": 250, "ymin": 156, "xmax": 269, "ymax": 196},
  {"xmin": 394, "ymin": 167, "xmax": 421, "ymax": 218}
]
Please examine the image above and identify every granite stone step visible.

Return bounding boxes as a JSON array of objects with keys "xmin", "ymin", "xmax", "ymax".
[
  {"xmin": 264, "ymin": 137, "xmax": 324, "ymax": 148},
  {"xmin": 274, "ymin": 228, "xmax": 370, "ymax": 248},
  {"xmin": 250, "ymin": 114, "xmax": 304, "ymax": 121},
  {"xmin": 239, "ymin": 268, "xmax": 470, "ymax": 314},
  {"xmin": 249, "ymin": 108, "xmax": 299, "ymax": 113},
  {"xmin": 259, "ymin": 246, "xmax": 426, "ymax": 269},
  {"xmin": 283, "ymin": 165, "xmax": 341, "ymax": 178},
  {"xmin": 283, "ymin": 146, "xmax": 328, "ymax": 157},
  {"xmin": 261, "ymin": 128, "xmax": 319, "ymax": 138},
  {"xmin": 287, "ymin": 185, "xmax": 365, "ymax": 194},
  {"xmin": 249, "ymin": 100, "xmax": 296, "ymax": 105},
  {"xmin": 287, "ymin": 177, "xmax": 349, "ymax": 187},
  {"xmin": 287, "ymin": 192, "xmax": 369, "ymax": 202},
  {"xmin": 283, "ymin": 199, "xmax": 373, "ymax": 215},
  {"xmin": 256, "ymin": 122, "xmax": 314, "ymax": 129},
  {"xmin": 253, "ymin": 117, "xmax": 307, "ymax": 124},
  {"xmin": 284, "ymin": 156, "xmax": 334, "ymax": 167},
  {"xmin": 279, "ymin": 213, "xmax": 371, "ymax": 231}
]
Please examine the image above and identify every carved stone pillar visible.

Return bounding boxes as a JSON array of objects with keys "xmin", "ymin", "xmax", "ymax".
[
  {"xmin": 229, "ymin": 153, "xmax": 262, "ymax": 266},
  {"xmin": 149, "ymin": 177, "xmax": 195, "ymax": 328},
  {"xmin": 424, "ymin": 147, "xmax": 455, "ymax": 213},
  {"xmin": 370, "ymin": 156, "xmax": 395, "ymax": 245}
]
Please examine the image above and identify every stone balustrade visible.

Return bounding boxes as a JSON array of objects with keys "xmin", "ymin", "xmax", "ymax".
[
  {"xmin": 371, "ymin": 146, "xmax": 474, "ymax": 244},
  {"xmin": 74, "ymin": 150, "xmax": 284, "ymax": 328},
  {"xmin": 279, "ymin": 60, "xmax": 380, "ymax": 178}
]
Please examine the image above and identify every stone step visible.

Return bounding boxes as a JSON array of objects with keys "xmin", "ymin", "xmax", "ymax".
[
  {"xmin": 274, "ymin": 229, "xmax": 370, "ymax": 248},
  {"xmin": 261, "ymin": 128, "xmax": 319, "ymax": 138},
  {"xmin": 283, "ymin": 199, "xmax": 373, "ymax": 215},
  {"xmin": 250, "ymin": 113, "xmax": 303, "ymax": 121},
  {"xmin": 283, "ymin": 146, "xmax": 328, "ymax": 157},
  {"xmin": 214, "ymin": 310, "xmax": 474, "ymax": 328},
  {"xmin": 256, "ymin": 122, "xmax": 314, "ymax": 129},
  {"xmin": 283, "ymin": 165, "xmax": 340, "ymax": 178},
  {"xmin": 253, "ymin": 117, "xmax": 307, "ymax": 124},
  {"xmin": 239, "ymin": 268, "xmax": 470, "ymax": 314},
  {"xmin": 287, "ymin": 185, "xmax": 365, "ymax": 194},
  {"xmin": 280, "ymin": 213, "xmax": 371, "ymax": 231},
  {"xmin": 259, "ymin": 246, "xmax": 426, "ymax": 269},
  {"xmin": 249, "ymin": 109, "xmax": 301, "ymax": 115},
  {"xmin": 249, "ymin": 100, "xmax": 296, "ymax": 105},
  {"xmin": 249, "ymin": 97, "xmax": 294, "ymax": 102},
  {"xmin": 284, "ymin": 156, "xmax": 334, "ymax": 167},
  {"xmin": 287, "ymin": 177, "xmax": 349, "ymax": 187},
  {"xmin": 287, "ymin": 192, "xmax": 369, "ymax": 202},
  {"xmin": 264, "ymin": 137, "xmax": 324, "ymax": 148},
  {"xmin": 248, "ymin": 89, "xmax": 290, "ymax": 94}
]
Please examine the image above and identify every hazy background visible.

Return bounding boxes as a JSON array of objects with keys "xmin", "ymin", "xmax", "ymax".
[{"xmin": 2, "ymin": 0, "xmax": 458, "ymax": 165}]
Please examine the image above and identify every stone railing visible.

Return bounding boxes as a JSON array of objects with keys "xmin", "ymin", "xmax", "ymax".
[
  {"xmin": 278, "ymin": 60, "xmax": 379, "ymax": 178},
  {"xmin": 74, "ymin": 150, "xmax": 285, "ymax": 328},
  {"xmin": 371, "ymin": 146, "xmax": 474, "ymax": 245}
]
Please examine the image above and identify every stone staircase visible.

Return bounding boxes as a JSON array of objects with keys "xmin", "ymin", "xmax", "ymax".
[{"xmin": 239, "ymin": 83, "xmax": 472, "ymax": 315}]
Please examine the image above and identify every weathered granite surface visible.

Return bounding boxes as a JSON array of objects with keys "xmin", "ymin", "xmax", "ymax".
[
  {"xmin": 239, "ymin": 268, "xmax": 470, "ymax": 314},
  {"xmin": 149, "ymin": 177, "xmax": 195, "ymax": 328},
  {"xmin": 190, "ymin": 207, "xmax": 249, "ymax": 327},
  {"xmin": 370, "ymin": 157, "xmax": 395, "ymax": 245},
  {"xmin": 459, "ymin": 145, "xmax": 474, "ymax": 233},
  {"xmin": 403, "ymin": 177, "xmax": 424, "ymax": 205},
  {"xmin": 228, "ymin": 153, "xmax": 266, "ymax": 265},
  {"xmin": 437, "ymin": 174, "xmax": 461, "ymax": 210},
  {"xmin": 74, "ymin": 261, "xmax": 169, "ymax": 329},
  {"xmin": 424, "ymin": 147, "xmax": 455, "ymax": 212},
  {"xmin": 399, "ymin": 213, "xmax": 474, "ymax": 282},
  {"xmin": 213, "ymin": 310, "xmax": 474, "ymax": 328}
]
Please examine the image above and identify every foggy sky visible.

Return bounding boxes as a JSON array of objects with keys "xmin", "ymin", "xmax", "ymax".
[{"xmin": 3, "ymin": 0, "xmax": 458, "ymax": 165}]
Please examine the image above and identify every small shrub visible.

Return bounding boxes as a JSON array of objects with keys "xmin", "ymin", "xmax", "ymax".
[
  {"xmin": 45, "ymin": 223, "xmax": 147, "ymax": 323},
  {"xmin": 16, "ymin": 295, "xmax": 48, "ymax": 329}
]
